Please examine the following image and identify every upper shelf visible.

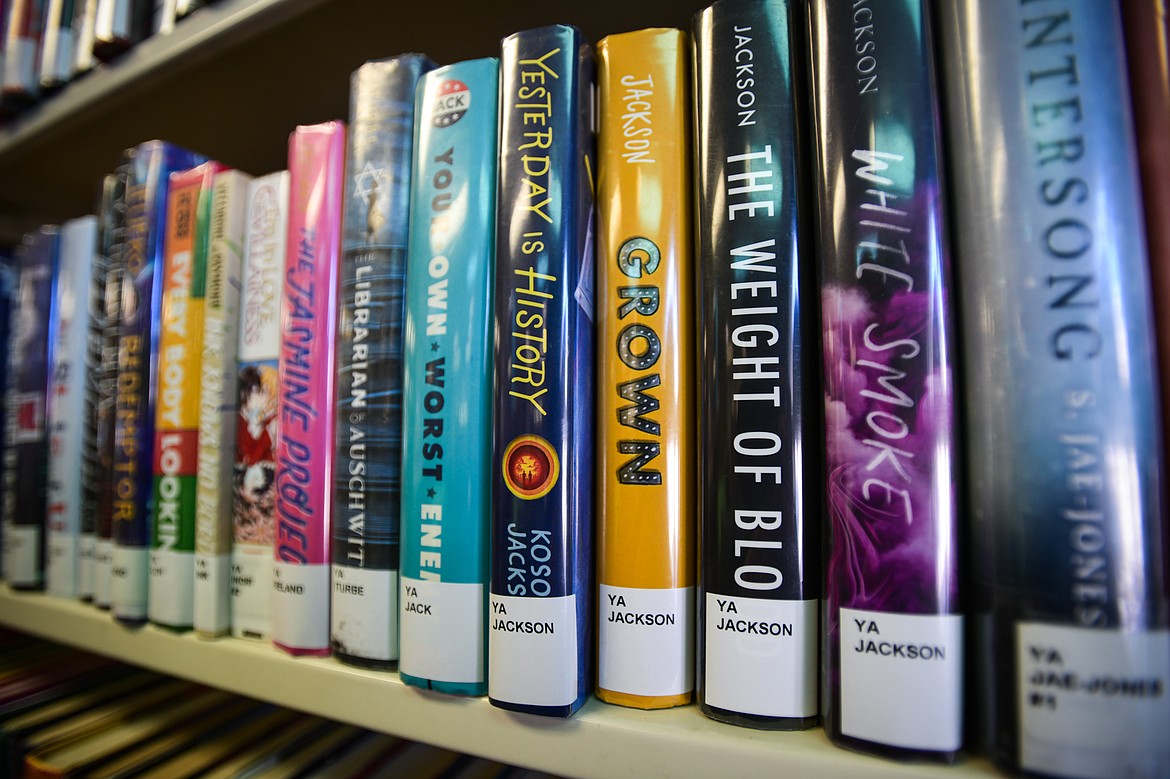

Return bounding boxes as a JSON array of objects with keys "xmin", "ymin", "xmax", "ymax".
[
  {"xmin": 0, "ymin": 587, "xmax": 1001, "ymax": 779},
  {"xmin": 0, "ymin": 0, "xmax": 708, "ymax": 248}
]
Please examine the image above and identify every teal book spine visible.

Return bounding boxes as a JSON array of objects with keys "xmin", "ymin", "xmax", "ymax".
[{"xmin": 399, "ymin": 57, "xmax": 499, "ymax": 696}]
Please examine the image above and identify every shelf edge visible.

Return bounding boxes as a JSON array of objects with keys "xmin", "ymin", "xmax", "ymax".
[{"xmin": 0, "ymin": 586, "xmax": 1000, "ymax": 779}]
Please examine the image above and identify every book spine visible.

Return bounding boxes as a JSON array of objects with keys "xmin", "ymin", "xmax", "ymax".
[
  {"xmin": 332, "ymin": 54, "xmax": 434, "ymax": 669},
  {"xmin": 594, "ymin": 28, "xmax": 695, "ymax": 710},
  {"xmin": 488, "ymin": 25, "xmax": 595, "ymax": 718},
  {"xmin": 0, "ymin": 0, "xmax": 6, "ymax": 97},
  {"xmin": 231, "ymin": 170, "xmax": 288, "ymax": 641},
  {"xmin": 38, "ymin": 0, "xmax": 74, "ymax": 91},
  {"xmin": 149, "ymin": 162, "xmax": 222, "ymax": 631},
  {"xmin": 173, "ymin": 0, "xmax": 201, "ymax": 18},
  {"xmin": 0, "ymin": 261, "xmax": 11, "ymax": 581},
  {"xmin": 71, "ymin": 0, "xmax": 96, "ymax": 77},
  {"xmin": 398, "ymin": 57, "xmax": 499, "ymax": 696},
  {"xmin": 2, "ymin": 226, "xmax": 58, "ymax": 590},
  {"xmin": 938, "ymin": 3, "xmax": 1170, "ymax": 776},
  {"xmin": 151, "ymin": 0, "xmax": 173, "ymax": 36},
  {"xmin": 809, "ymin": 0, "xmax": 962, "ymax": 757},
  {"xmin": 3, "ymin": 0, "xmax": 43, "ymax": 104},
  {"xmin": 93, "ymin": 164, "xmax": 128, "ymax": 609},
  {"xmin": 272, "ymin": 122, "xmax": 344, "ymax": 656},
  {"xmin": 1123, "ymin": 3, "xmax": 1170, "ymax": 574},
  {"xmin": 692, "ymin": 0, "xmax": 819, "ymax": 729},
  {"xmin": 79, "ymin": 175, "xmax": 120, "ymax": 601},
  {"xmin": 194, "ymin": 168, "xmax": 250, "ymax": 638},
  {"xmin": 92, "ymin": 0, "xmax": 148, "ymax": 61},
  {"xmin": 45, "ymin": 215, "xmax": 97, "ymax": 598},
  {"xmin": 112, "ymin": 140, "xmax": 206, "ymax": 625}
]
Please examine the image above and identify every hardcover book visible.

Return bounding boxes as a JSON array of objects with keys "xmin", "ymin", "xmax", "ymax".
[
  {"xmin": 0, "ymin": 0, "xmax": 7, "ymax": 101},
  {"xmin": 332, "ymin": 53, "xmax": 435, "ymax": 669},
  {"xmin": 594, "ymin": 27, "xmax": 695, "ymax": 710},
  {"xmin": 488, "ymin": 24, "xmax": 596, "ymax": 718},
  {"xmin": 691, "ymin": 0, "xmax": 819, "ymax": 729},
  {"xmin": 77, "ymin": 698, "xmax": 270, "ymax": 779},
  {"xmin": 194, "ymin": 168, "xmax": 251, "ymax": 638},
  {"xmin": 151, "ymin": 0, "xmax": 174, "ymax": 36},
  {"xmin": 111, "ymin": 140, "xmax": 207, "ymax": 625},
  {"xmin": 91, "ymin": 0, "xmax": 149, "ymax": 61},
  {"xmin": 272, "ymin": 122, "xmax": 345, "ymax": 656},
  {"xmin": 399, "ymin": 56, "xmax": 499, "ymax": 696},
  {"xmin": 938, "ymin": 3, "xmax": 1170, "ymax": 776},
  {"xmin": 1, "ymin": 0, "xmax": 42, "ymax": 108},
  {"xmin": 0, "ymin": 259, "xmax": 11, "ymax": 576},
  {"xmin": 809, "ymin": 0, "xmax": 963, "ymax": 758},
  {"xmin": 182, "ymin": 712, "xmax": 328, "ymax": 779},
  {"xmin": 45, "ymin": 215, "xmax": 97, "ymax": 598},
  {"xmin": 79, "ymin": 175, "xmax": 121, "ymax": 601},
  {"xmin": 232, "ymin": 169, "xmax": 289, "ymax": 641},
  {"xmin": 38, "ymin": 0, "xmax": 75, "ymax": 91},
  {"xmin": 22, "ymin": 684, "xmax": 231, "ymax": 779},
  {"xmin": 2, "ymin": 226, "xmax": 58, "ymax": 591},
  {"xmin": 70, "ymin": 0, "xmax": 95, "ymax": 77},
  {"xmin": 1, "ymin": 670, "xmax": 164, "ymax": 772},
  {"xmin": 1123, "ymin": 1, "xmax": 1170, "ymax": 557},
  {"xmin": 92, "ymin": 166, "xmax": 129, "ymax": 610},
  {"xmin": 149, "ymin": 161, "xmax": 225, "ymax": 631},
  {"xmin": 121, "ymin": 707, "xmax": 299, "ymax": 779}
]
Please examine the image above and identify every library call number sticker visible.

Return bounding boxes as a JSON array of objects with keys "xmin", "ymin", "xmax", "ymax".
[{"xmin": 1017, "ymin": 623, "xmax": 1170, "ymax": 779}]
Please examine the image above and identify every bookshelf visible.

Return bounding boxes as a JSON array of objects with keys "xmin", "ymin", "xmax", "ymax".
[
  {"xmin": 0, "ymin": 587, "xmax": 998, "ymax": 779},
  {"xmin": 0, "ymin": 1, "xmax": 1003, "ymax": 777}
]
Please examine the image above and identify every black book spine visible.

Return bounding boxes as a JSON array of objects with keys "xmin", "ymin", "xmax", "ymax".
[
  {"xmin": 331, "ymin": 54, "xmax": 435, "ymax": 669},
  {"xmin": 692, "ymin": 0, "xmax": 821, "ymax": 729}
]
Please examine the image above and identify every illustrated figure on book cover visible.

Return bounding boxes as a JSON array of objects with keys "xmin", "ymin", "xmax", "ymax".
[{"xmin": 234, "ymin": 363, "xmax": 278, "ymax": 545}]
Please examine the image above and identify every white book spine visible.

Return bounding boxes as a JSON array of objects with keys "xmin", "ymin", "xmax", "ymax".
[
  {"xmin": 230, "ymin": 170, "xmax": 288, "ymax": 640},
  {"xmin": 194, "ymin": 169, "xmax": 251, "ymax": 637},
  {"xmin": 45, "ymin": 216, "xmax": 97, "ymax": 598}
]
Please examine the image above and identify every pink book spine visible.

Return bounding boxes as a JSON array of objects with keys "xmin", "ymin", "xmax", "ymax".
[{"xmin": 271, "ymin": 121, "xmax": 346, "ymax": 656}]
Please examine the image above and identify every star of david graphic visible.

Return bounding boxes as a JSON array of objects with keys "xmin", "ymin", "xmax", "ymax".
[{"xmin": 353, "ymin": 162, "xmax": 390, "ymax": 205}]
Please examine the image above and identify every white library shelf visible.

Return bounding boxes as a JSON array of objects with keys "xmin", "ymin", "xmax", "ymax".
[{"xmin": 0, "ymin": 587, "xmax": 999, "ymax": 779}]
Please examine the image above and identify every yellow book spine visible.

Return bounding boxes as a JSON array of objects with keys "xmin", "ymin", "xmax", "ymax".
[{"xmin": 596, "ymin": 28, "xmax": 696, "ymax": 709}]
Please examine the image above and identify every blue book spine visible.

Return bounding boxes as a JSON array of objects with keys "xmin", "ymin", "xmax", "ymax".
[
  {"xmin": 111, "ymin": 140, "xmax": 207, "ymax": 624},
  {"xmin": 488, "ymin": 25, "xmax": 596, "ymax": 717},
  {"xmin": 691, "ymin": 0, "xmax": 820, "ymax": 730},
  {"xmin": 332, "ymin": 53, "xmax": 435, "ymax": 668},
  {"xmin": 939, "ymin": 3, "xmax": 1170, "ymax": 776},
  {"xmin": 2, "ymin": 226, "xmax": 58, "ymax": 590},
  {"xmin": 399, "ymin": 57, "xmax": 499, "ymax": 696}
]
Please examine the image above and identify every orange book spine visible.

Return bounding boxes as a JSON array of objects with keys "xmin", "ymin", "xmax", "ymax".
[{"xmin": 595, "ymin": 27, "xmax": 696, "ymax": 709}]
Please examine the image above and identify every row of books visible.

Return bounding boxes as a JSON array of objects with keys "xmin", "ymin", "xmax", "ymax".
[
  {"xmin": 2, "ymin": 1, "xmax": 1169, "ymax": 778},
  {"xmin": 1, "ymin": 0, "xmax": 209, "ymax": 117},
  {"xmin": 0, "ymin": 631, "xmax": 546, "ymax": 778}
]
